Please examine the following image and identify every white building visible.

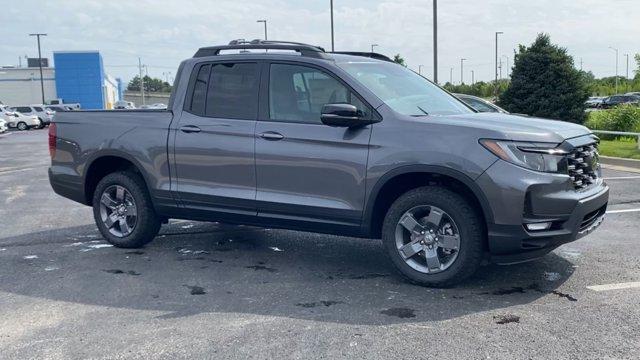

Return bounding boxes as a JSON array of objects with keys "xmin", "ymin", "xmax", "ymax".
[{"xmin": 0, "ymin": 67, "xmax": 56, "ymax": 105}]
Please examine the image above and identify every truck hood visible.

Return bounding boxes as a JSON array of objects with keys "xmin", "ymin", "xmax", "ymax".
[{"xmin": 436, "ymin": 112, "xmax": 592, "ymax": 143}]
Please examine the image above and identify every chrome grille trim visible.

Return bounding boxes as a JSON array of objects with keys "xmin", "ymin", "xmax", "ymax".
[{"xmin": 567, "ymin": 142, "xmax": 599, "ymax": 190}]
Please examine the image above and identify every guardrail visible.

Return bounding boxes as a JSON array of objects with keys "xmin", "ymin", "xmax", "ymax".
[{"xmin": 591, "ymin": 130, "xmax": 640, "ymax": 150}]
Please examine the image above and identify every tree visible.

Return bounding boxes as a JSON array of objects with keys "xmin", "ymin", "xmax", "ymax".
[
  {"xmin": 634, "ymin": 53, "xmax": 640, "ymax": 80},
  {"xmin": 127, "ymin": 75, "xmax": 172, "ymax": 93},
  {"xmin": 499, "ymin": 34, "xmax": 589, "ymax": 123},
  {"xmin": 393, "ymin": 54, "xmax": 406, "ymax": 67}
]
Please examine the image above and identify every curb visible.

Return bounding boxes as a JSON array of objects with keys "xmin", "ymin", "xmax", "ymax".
[{"xmin": 601, "ymin": 156, "xmax": 640, "ymax": 174}]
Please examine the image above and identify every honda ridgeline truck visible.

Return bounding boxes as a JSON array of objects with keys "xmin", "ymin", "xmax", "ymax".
[{"xmin": 49, "ymin": 40, "xmax": 609, "ymax": 286}]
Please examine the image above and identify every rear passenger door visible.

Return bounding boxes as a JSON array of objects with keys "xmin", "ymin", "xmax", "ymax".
[
  {"xmin": 254, "ymin": 62, "xmax": 373, "ymax": 229},
  {"xmin": 173, "ymin": 61, "xmax": 261, "ymax": 219}
]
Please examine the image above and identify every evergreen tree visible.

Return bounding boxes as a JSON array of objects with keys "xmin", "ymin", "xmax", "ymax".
[{"xmin": 499, "ymin": 34, "xmax": 589, "ymax": 123}]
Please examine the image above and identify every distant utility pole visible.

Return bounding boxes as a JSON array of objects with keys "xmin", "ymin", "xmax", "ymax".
[
  {"xmin": 138, "ymin": 57, "xmax": 145, "ymax": 106},
  {"xmin": 418, "ymin": 64, "xmax": 424, "ymax": 75},
  {"xmin": 371, "ymin": 44, "xmax": 378, "ymax": 53},
  {"xmin": 471, "ymin": 70, "xmax": 475, "ymax": 85},
  {"xmin": 257, "ymin": 20, "xmax": 268, "ymax": 40},
  {"xmin": 433, "ymin": 0, "xmax": 438, "ymax": 84},
  {"xmin": 608, "ymin": 46, "xmax": 619, "ymax": 93},
  {"xmin": 449, "ymin": 67, "xmax": 453, "ymax": 84},
  {"xmin": 29, "ymin": 33, "xmax": 47, "ymax": 104},
  {"xmin": 580, "ymin": 57, "xmax": 583, "ymax": 71},
  {"xmin": 624, "ymin": 53, "xmax": 629, "ymax": 79},
  {"xmin": 495, "ymin": 31, "xmax": 503, "ymax": 95},
  {"xmin": 460, "ymin": 58, "xmax": 466, "ymax": 84},
  {"xmin": 330, "ymin": 0, "xmax": 335, "ymax": 51}
]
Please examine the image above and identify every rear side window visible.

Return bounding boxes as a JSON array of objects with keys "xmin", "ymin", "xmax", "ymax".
[
  {"xmin": 33, "ymin": 107, "xmax": 44, "ymax": 111},
  {"xmin": 187, "ymin": 62, "xmax": 259, "ymax": 119},
  {"xmin": 14, "ymin": 107, "xmax": 32, "ymax": 113},
  {"xmin": 190, "ymin": 64, "xmax": 211, "ymax": 115},
  {"xmin": 205, "ymin": 63, "xmax": 259, "ymax": 119}
]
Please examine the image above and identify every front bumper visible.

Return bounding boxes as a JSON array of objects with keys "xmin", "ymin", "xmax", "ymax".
[{"xmin": 476, "ymin": 159, "xmax": 609, "ymax": 264}]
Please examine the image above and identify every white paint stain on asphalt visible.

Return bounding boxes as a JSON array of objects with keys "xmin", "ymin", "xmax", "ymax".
[
  {"xmin": 23, "ymin": 255, "xmax": 38, "ymax": 259},
  {"xmin": 587, "ymin": 282, "xmax": 640, "ymax": 292},
  {"xmin": 80, "ymin": 244, "xmax": 114, "ymax": 252},
  {"xmin": 606, "ymin": 208, "xmax": 640, "ymax": 214},
  {"xmin": 181, "ymin": 224, "xmax": 195, "ymax": 229},
  {"xmin": 0, "ymin": 248, "xmax": 6, "ymax": 252},
  {"xmin": 44, "ymin": 266, "xmax": 59, "ymax": 271},
  {"xmin": 3, "ymin": 185, "xmax": 27, "ymax": 204},
  {"xmin": 268, "ymin": 246, "xmax": 284, "ymax": 252}
]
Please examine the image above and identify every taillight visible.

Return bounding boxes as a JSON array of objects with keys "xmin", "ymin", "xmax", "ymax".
[{"xmin": 48, "ymin": 123, "xmax": 57, "ymax": 159}]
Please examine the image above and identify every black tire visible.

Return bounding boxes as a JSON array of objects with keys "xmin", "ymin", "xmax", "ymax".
[
  {"xmin": 92, "ymin": 171, "xmax": 161, "ymax": 248},
  {"xmin": 381, "ymin": 186, "xmax": 484, "ymax": 287},
  {"xmin": 17, "ymin": 122, "xmax": 28, "ymax": 131},
  {"xmin": 37, "ymin": 118, "xmax": 46, "ymax": 129}
]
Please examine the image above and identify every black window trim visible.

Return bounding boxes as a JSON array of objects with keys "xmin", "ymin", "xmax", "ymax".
[
  {"xmin": 183, "ymin": 59, "xmax": 262, "ymax": 121},
  {"xmin": 260, "ymin": 60, "xmax": 380, "ymax": 126}
]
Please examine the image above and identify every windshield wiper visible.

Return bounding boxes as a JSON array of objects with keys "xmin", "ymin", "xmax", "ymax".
[{"xmin": 410, "ymin": 106, "xmax": 429, "ymax": 116}]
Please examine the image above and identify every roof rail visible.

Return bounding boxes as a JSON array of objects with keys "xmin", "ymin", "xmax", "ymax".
[
  {"xmin": 194, "ymin": 39, "xmax": 329, "ymax": 59},
  {"xmin": 329, "ymin": 51, "xmax": 394, "ymax": 62}
]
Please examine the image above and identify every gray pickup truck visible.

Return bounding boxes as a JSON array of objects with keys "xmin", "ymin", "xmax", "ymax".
[{"xmin": 49, "ymin": 40, "xmax": 609, "ymax": 286}]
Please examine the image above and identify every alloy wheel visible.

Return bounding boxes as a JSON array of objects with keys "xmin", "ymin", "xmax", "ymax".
[{"xmin": 99, "ymin": 185, "xmax": 138, "ymax": 237}]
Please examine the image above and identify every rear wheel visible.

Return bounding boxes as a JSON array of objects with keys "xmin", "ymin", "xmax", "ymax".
[
  {"xmin": 17, "ymin": 122, "xmax": 28, "ymax": 131},
  {"xmin": 381, "ymin": 186, "xmax": 484, "ymax": 287},
  {"xmin": 37, "ymin": 118, "xmax": 46, "ymax": 129},
  {"xmin": 92, "ymin": 171, "xmax": 161, "ymax": 248}
]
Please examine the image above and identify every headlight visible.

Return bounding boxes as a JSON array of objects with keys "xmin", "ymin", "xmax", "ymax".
[{"xmin": 480, "ymin": 139, "xmax": 568, "ymax": 173}]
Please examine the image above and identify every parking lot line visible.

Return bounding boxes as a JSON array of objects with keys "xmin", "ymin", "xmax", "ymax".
[
  {"xmin": 603, "ymin": 176, "xmax": 640, "ymax": 180},
  {"xmin": 606, "ymin": 208, "xmax": 640, "ymax": 214},
  {"xmin": 587, "ymin": 282, "xmax": 640, "ymax": 292}
]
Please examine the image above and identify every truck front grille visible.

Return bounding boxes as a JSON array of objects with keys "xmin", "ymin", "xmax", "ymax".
[{"xmin": 567, "ymin": 142, "xmax": 599, "ymax": 190}]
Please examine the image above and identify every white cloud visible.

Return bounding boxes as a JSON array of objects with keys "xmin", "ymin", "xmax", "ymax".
[{"xmin": 1, "ymin": 0, "xmax": 638, "ymax": 83}]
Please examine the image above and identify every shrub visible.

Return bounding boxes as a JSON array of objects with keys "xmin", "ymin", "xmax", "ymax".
[
  {"xmin": 585, "ymin": 105, "xmax": 640, "ymax": 141},
  {"xmin": 499, "ymin": 34, "xmax": 589, "ymax": 123}
]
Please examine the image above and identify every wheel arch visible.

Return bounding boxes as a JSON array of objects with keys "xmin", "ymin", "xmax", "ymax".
[
  {"xmin": 83, "ymin": 150, "xmax": 152, "ymax": 205},
  {"xmin": 363, "ymin": 165, "xmax": 494, "ymax": 239}
]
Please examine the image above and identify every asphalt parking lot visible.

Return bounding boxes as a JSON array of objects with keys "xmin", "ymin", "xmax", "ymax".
[{"xmin": 1, "ymin": 129, "xmax": 640, "ymax": 359}]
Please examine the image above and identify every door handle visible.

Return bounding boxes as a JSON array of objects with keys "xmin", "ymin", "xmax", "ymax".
[
  {"xmin": 180, "ymin": 125, "xmax": 201, "ymax": 133},
  {"xmin": 259, "ymin": 131, "xmax": 284, "ymax": 141}
]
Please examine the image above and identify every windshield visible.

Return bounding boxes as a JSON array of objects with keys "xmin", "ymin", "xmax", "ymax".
[{"xmin": 336, "ymin": 61, "xmax": 473, "ymax": 116}]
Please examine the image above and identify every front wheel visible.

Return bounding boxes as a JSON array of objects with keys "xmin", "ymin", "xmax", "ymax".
[
  {"xmin": 92, "ymin": 171, "xmax": 161, "ymax": 248},
  {"xmin": 381, "ymin": 186, "xmax": 485, "ymax": 287},
  {"xmin": 17, "ymin": 122, "xmax": 28, "ymax": 131}
]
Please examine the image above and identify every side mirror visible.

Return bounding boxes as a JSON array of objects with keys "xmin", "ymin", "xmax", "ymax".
[{"xmin": 321, "ymin": 103, "xmax": 374, "ymax": 128}]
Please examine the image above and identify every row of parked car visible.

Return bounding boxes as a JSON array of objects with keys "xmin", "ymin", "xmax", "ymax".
[
  {"xmin": 585, "ymin": 92, "xmax": 640, "ymax": 109},
  {"xmin": 0, "ymin": 104, "xmax": 62, "ymax": 132}
]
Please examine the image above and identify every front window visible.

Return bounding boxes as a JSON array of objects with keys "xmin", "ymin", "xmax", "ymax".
[{"xmin": 336, "ymin": 61, "xmax": 472, "ymax": 116}]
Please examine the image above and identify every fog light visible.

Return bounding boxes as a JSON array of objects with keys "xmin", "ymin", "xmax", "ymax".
[{"xmin": 525, "ymin": 222, "xmax": 552, "ymax": 231}]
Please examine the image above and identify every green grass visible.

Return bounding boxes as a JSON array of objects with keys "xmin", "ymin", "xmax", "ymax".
[{"xmin": 598, "ymin": 139, "xmax": 640, "ymax": 160}]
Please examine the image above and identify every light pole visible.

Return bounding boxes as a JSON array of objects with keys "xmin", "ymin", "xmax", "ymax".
[
  {"xmin": 257, "ymin": 20, "xmax": 267, "ymax": 40},
  {"xmin": 29, "ymin": 33, "xmax": 47, "ymax": 104},
  {"xmin": 433, "ymin": 0, "xmax": 438, "ymax": 84},
  {"xmin": 609, "ymin": 46, "xmax": 619, "ymax": 93},
  {"xmin": 418, "ymin": 64, "xmax": 424, "ymax": 75},
  {"xmin": 471, "ymin": 70, "xmax": 475, "ymax": 85},
  {"xmin": 449, "ymin": 67, "xmax": 453, "ymax": 84},
  {"xmin": 460, "ymin": 58, "xmax": 466, "ymax": 84},
  {"xmin": 371, "ymin": 44, "xmax": 378, "ymax": 53},
  {"xmin": 330, "ymin": 0, "xmax": 335, "ymax": 51},
  {"xmin": 495, "ymin": 31, "xmax": 503, "ymax": 95},
  {"xmin": 502, "ymin": 55, "xmax": 509, "ymax": 78},
  {"xmin": 624, "ymin": 53, "xmax": 629, "ymax": 79}
]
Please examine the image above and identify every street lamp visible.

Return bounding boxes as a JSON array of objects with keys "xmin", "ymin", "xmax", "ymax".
[
  {"xmin": 495, "ymin": 31, "xmax": 503, "ymax": 95},
  {"xmin": 433, "ymin": 0, "xmax": 438, "ymax": 84},
  {"xmin": 624, "ymin": 53, "xmax": 629, "ymax": 79},
  {"xmin": 460, "ymin": 58, "xmax": 466, "ymax": 84},
  {"xmin": 418, "ymin": 64, "xmax": 424, "ymax": 75},
  {"xmin": 330, "ymin": 0, "xmax": 335, "ymax": 51},
  {"xmin": 257, "ymin": 20, "xmax": 267, "ymax": 40},
  {"xmin": 29, "ymin": 33, "xmax": 47, "ymax": 104},
  {"xmin": 609, "ymin": 46, "xmax": 619, "ymax": 93},
  {"xmin": 471, "ymin": 70, "xmax": 475, "ymax": 85},
  {"xmin": 449, "ymin": 67, "xmax": 453, "ymax": 84},
  {"xmin": 371, "ymin": 44, "xmax": 378, "ymax": 53}
]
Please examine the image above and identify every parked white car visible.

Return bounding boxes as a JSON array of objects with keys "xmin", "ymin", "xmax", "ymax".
[
  {"xmin": 0, "ymin": 118, "xmax": 7, "ymax": 133},
  {"xmin": 10, "ymin": 105, "xmax": 54, "ymax": 128},
  {"xmin": 1, "ymin": 105, "xmax": 41, "ymax": 130},
  {"xmin": 114, "ymin": 100, "xmax": 135, "ymax": 109}
]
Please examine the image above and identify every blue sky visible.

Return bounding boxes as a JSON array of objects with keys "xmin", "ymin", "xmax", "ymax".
[{"xmin": 1, "ymin": 0, "xmax": 638, "ymax": 84}]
